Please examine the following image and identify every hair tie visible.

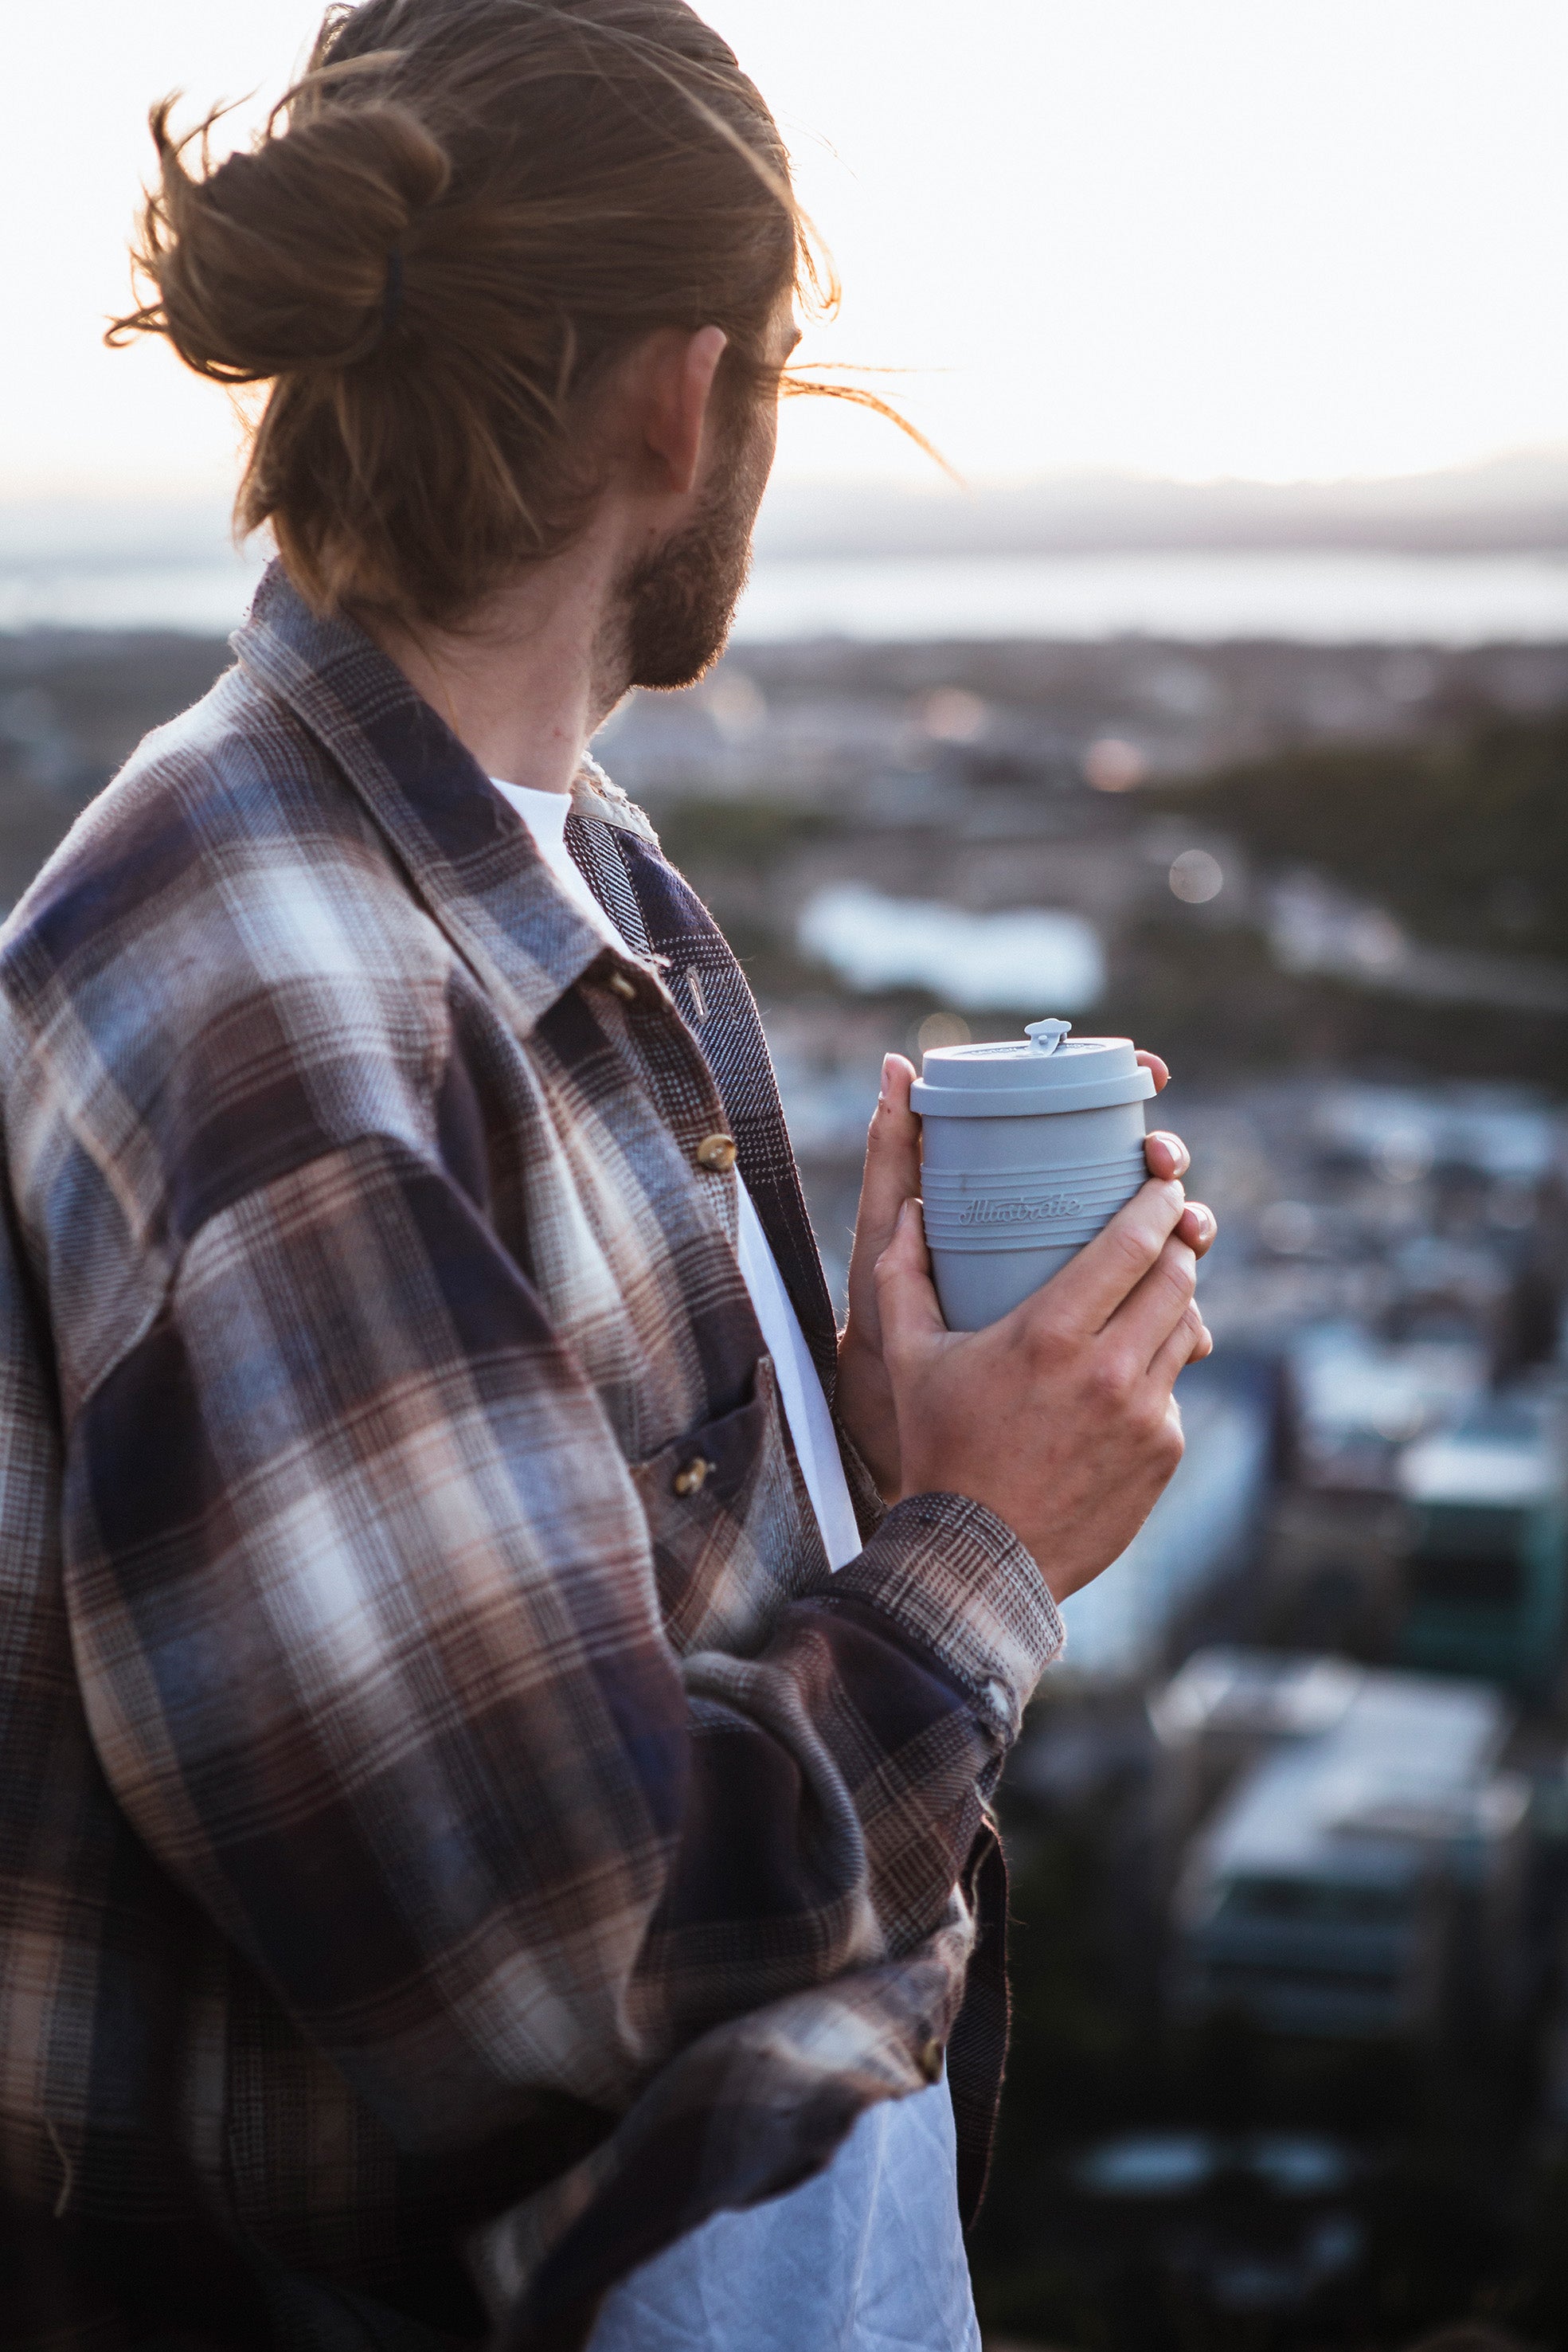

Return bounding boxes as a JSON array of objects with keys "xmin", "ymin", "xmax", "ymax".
[{"xmin": 381, "ymin": 247, "xmax": 405, "ymax": 339}]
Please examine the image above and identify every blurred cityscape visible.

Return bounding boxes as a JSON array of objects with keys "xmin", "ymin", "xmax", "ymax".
[{"xmin": 3, "ymin": 587, "xmax": 1566, "ymax": 2350}]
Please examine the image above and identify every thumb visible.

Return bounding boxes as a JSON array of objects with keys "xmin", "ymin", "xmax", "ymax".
[
  {"xmin": 873, "ymin": 1197, "xmax": 947, "ymax": 1352},
  {"xmin": 857, "ymin": 1055, "xmax": 921, "ymax": 1250}
]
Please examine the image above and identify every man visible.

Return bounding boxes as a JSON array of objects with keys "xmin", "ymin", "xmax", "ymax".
[{"xmin": 0, "ymin": 3, "xmax": 1215, "ymax": 2346}]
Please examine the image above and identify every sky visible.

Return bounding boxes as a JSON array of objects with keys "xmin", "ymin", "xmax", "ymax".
[{"xmin": 8, "ymin": 0, "xmax": 1568, "ymax": 503}]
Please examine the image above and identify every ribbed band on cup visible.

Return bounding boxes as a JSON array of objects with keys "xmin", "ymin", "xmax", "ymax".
[
  {"xmin": 921, "ymin": 1145, "xmax": 1146, "ymax": 1251},
  {"xmin": 922, "ymin": 1145, "xmax": 1147, "ymax": 1192},
  {"xmin": 925, "ymin": 1219, "xmax": 1131, "ymax": 1253},
  {"xmin": 921, "ymin": 1171, "xmax": 1144, "ymax": 1203}
]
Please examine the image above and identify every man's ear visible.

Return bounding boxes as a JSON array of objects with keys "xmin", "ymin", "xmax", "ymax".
[{"xmin": 639, "ymin": 325, "xmax": 729, "ymax": 496}]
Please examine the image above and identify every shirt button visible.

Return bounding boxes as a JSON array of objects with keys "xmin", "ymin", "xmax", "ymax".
[
  {"xmin": 916, "ymin": 2036, "xmax": 945, "ymax": 2084},
  {"xmin": 672, "ymin": 1456, "xmax": 715, "ymax": 1497},
  {"xmin": 695, "ymin": 1133, "xmax": 737, "ymax": 1174},
  {"xmin": 980, "ymin": 1678, "xmax": 1011, "ymax": 1726},
  {"xmin": 605, "ymin": 971, "xmax": 637, "ymax": 1002}
]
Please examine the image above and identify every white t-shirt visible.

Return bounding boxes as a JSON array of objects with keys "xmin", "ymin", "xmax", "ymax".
[
  {"xmin": 488, "ymin": 776, "xmax": 862, "ymax": 1574},
  {"xmin": 488, "ymin": 773, "xmax": 980, "ymax": 2352}
]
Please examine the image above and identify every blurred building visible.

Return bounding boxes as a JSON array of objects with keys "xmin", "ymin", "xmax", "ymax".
[
  {"xmin": 1066, "ymin": 2131, "xmax": 1365, "ymax": 2323},
  {"xmin": 1053, "ymin": 1356, "xmax": 1277, "ymax": 1681},
  {"xmin": 1150, "ymin": 1647, "xmax": 1364, "ymax": 1847},
  {"xmin": 1397, "ymin": 1387, "xmax": 1568, "ymax": 1696},
  {"xmin": 1161, "ymin": 1650, "xmax": 1528, "ymax": 2037},
  {"xmin": 1285, "ymin": 1320, "xmax": 1488, "ymax": 1493},
  {"xmin": 1309, "ymin": 1084, "xmax": 1562, "ymax": 1192}
]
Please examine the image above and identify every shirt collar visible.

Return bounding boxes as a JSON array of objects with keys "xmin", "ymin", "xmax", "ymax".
[{"xmin": 233, "ymin": 561, "xmax": 657, "ymax": 1037}]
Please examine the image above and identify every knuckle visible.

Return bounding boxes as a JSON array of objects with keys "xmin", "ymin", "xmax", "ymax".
[
  {"xmin": 1128, "ymin": 1385, "xmax": 1181, "ymax": 1452},
  {"xmin": 1089, "ymin": 1349, "xmax": 1135, "ymax": 1408},
  {"xmin": 1158, "ymin": 1242, "xmax": 1197, "ymax": 1300},
  {"xmin": 1105, "ymin": 1218, "xmax": 1159, "ymax": 1282},
  {"xmin": 1116, "ymin": 1210, "xmax": 1159, "ymax": 1262},
  {"xmin": 1134, "ymin": 1390, "xmax": 1169, "ymax": 1442}
]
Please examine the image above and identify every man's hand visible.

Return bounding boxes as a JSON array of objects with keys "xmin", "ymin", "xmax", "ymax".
[
  {"xmin": 835, "ymin": 1050, "xmax": 1215, "ymax": 1509},
  {"xmin": 874, "ymin": 1171, "xmax": 1210, "ymax": 1603}
]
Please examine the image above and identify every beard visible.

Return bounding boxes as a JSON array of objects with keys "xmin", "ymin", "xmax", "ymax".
[{"xmin": 617, "ymin": 407, "xmax": 769, "ymax": 691}]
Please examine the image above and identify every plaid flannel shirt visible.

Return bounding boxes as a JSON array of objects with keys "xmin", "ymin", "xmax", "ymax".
[{"xmin": 0, "ymin": 566, "xmax": 1063, "ymax": 2350}]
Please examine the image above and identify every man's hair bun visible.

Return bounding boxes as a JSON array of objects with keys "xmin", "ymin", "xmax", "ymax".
[{"xmin": 117, "ymin": 92, "xmax": 452, "ymax": 380}]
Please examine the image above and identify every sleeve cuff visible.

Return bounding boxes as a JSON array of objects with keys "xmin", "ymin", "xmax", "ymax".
[{"xmin": 827, "ymin": 1491, "xmax": 1064, "ymax": 1743}]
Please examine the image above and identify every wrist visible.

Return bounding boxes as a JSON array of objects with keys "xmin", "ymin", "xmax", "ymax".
[{"xmin": 835, "ymin": 1322, "xmax": 901, "ymax": 1501}]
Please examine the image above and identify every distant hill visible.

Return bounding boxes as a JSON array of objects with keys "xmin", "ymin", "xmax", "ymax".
[
  {"xmin": 1157, "ymin": 711, "xmax": 1568, "ymax": 966},
  {"xmin": 753, "ymin": 450, "xmax": 1568, "ymax": 560}
]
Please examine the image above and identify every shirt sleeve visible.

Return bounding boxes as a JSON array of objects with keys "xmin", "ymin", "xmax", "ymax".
[{"xmin": 64, "ymin": 1132, "xmax": 1062, "ymax": 2156}]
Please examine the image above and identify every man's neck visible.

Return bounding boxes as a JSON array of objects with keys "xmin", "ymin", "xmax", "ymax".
[{"xmin": 364, "ymin": 517, "xmax": 631, "ymax": 797}]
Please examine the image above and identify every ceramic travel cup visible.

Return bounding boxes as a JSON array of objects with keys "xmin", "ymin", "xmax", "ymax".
[{"xmin": 912, "ymin": 1018, "xmax": 1158, "ymax": 1331}]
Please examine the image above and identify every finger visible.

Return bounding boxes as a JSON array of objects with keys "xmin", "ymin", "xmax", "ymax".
[
  {"xmin": 854, "ymin": 1055, "xmax": 922, "ymax": 1262},
  {"xmin": 1149, "ymin": 1301, "xmax": 1212, "ymax": 1388},
  {"xmin": 1136, "ymin": 1050, "xmax": 1170, "ymax": 1094},
  {"xmin": 1104, "ymin": 1234, "xmax": 1198, "ymax": 1363},
  {"xmin": 1144, "ymin": 1129, "xmax": 1190, "ymax": 1182},
  {"xmin": 1024, "ymin": 1176, "xmax": 1186, "ymax": 1335},
  {"xmin": 872, "ymin": 1197, "xmax": 948, "ymax": 1350},
  {"xmin": 1177, "ymin": 1200, "xmax": 1216, "ymax": 1258}
]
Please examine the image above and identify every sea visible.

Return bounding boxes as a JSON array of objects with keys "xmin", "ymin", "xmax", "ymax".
[{"xmin": 3, "ymin": 545, "xmax": 1568, "ymax": 644}]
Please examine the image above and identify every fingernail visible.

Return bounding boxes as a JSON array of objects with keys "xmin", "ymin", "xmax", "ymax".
[
  {"xmin": 1191, "ymin": 1205, "xmax": 1214, "ymax": 1239},
  {"xmin": 896, "ymin": 1197, "xmax": 910, "ymax": 1228},
  {"xmin": 1152, "ymin": 1131, "xmax": 1189, "ymax": 1171},
  {"xmin": 879, "ymin": 1054, "xmax": 895, "ymax": 1105}
]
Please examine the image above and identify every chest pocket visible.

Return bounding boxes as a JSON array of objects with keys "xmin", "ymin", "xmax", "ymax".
[{"xmin": 629, "ymin": 1355, "xmax": 829, "ymax": 1660}]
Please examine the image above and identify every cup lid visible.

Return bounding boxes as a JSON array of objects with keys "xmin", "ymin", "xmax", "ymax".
[{"xmin": 911, "ymin": 1020, "xmax": 1156, "ymax": 1118}]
